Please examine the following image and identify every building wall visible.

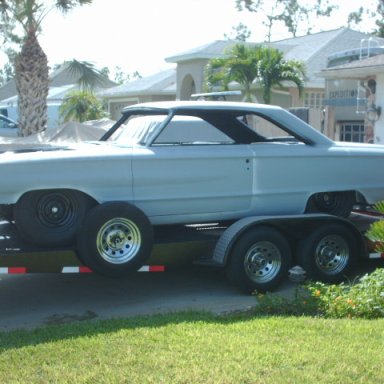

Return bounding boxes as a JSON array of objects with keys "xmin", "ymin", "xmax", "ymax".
[
  {"xmin": 375, "ymin": 73, "xmax": 384, "ymax": 143},
  {"xmin": 176, "ymin": 59, "xmax": 208, "ymax": 100}
]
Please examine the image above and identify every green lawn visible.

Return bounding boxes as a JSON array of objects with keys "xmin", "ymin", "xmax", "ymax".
[{"xmin": 1, "ymin": 312, "xmax": 383, "ymax": 383}]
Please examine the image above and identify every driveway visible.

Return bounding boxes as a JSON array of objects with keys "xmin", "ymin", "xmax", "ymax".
[
  {"xmin": 0, "ymin": 212, "xmax": 382, "ymax": 331},
  {"xmin": 0, "ymin": 266, "xmax": 293, "ymax": 331}
]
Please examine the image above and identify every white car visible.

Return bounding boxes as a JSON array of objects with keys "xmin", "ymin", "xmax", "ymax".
[
  {"xmin": 0, "ymin": 114, "xmax": 18, "ymax": 137},
  {"xmin": 1, "ymin": 101, "xmax": 383, "ymax": 276}
]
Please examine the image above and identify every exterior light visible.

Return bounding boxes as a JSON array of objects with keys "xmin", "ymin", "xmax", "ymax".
[{"xmin": 366, "ymin": 104, "xmax": 382, "ymax": 122}]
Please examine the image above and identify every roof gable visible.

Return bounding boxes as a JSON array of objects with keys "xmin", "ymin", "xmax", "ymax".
[{"xmin": 100, "ymin": 68, "xmax": 176, "ymax": 98}]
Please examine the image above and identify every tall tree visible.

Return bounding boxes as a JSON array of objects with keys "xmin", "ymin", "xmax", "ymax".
[
  {"xmin": 236, "ymin": 0, "xmax": 283, "ymax": 42},
  {"xmin": 224, "ymin": 22, "xmax": 252, "ymax": 41},
  {"xmin": 375, "ymin": 0, "xmax": 384, "ymax": 37},
  {"xmin": 255, "ymin": 46, "xmax": 305, "ymax": 104},
  {"xmin": 236, "ymin": 0, "xmax": 336, "ymax": 40},
  {"xmin": 0, "ymin": 61, "xmax": 14, "ymax": 86},
  {"xmin": 205, "ymin": 44, "xmax": 305, "ymax": 104},
  {"xmin": 278, "ymin": 0, "xmax": 336, "ymax": 37},
  {"xmin": 0, "ymin": 0, "xmax": 92, "ymax": 136}
]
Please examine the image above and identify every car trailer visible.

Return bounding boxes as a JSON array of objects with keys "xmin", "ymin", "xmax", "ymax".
[{"xmin": 0, "ymin": 212, "xmax": 383, "ymax": 293}]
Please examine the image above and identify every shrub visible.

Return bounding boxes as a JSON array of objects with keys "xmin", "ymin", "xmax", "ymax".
[
  {"xmin": 255, "ymin": 287, "xmax": 320, "ymax": 317},
  {"xmin": 255, "ymin": 269, "xmax": 384, "ymax": 319},
  {"xmin": 308, "ymin": 269, "xmax": 384, "ymax": 319}
]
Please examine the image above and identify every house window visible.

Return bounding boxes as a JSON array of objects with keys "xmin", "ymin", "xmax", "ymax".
[
  {"xmin": 304, "ymin": 92, "xmax": 324, "ymax": 109},
  {"xmin": 339, "ymin": 121, "xmax": 365, "ymax": 143}
]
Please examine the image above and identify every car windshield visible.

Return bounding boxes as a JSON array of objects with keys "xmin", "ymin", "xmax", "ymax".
[{"xmin": 107, "ymin": 114, "xmax": 167, "ymax": 145}]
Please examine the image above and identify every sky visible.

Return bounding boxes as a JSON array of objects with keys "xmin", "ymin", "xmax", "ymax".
[{"xmin": 0, "ymin": 0, "xmax": 379, "ymax": 77}]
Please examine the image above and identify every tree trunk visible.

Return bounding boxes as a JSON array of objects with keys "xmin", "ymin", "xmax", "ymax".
[{"xmin": 15, "ymin": 30, "xmax": 49, "ymax": 136}]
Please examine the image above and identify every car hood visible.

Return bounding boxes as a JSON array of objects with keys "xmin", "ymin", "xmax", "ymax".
[
  {"xmin": 0, "ymin": 141, "xmax": 135, "ymax": 163},
  {"xmin": 0, "ymin": 142, "xmax": 72, "ymax": 154}
]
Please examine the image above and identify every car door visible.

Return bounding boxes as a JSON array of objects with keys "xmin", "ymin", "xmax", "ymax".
[
  {"xmin": 131, "ymin": 117, "xmax": 254, "ymax": 223},
  {"xmin": 244, "ymin": 113, "xmax": 330, "ymax": 215}
]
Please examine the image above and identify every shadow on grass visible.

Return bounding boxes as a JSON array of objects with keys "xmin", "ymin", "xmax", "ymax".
[{"xmin": 0, "ymin": 309, "xmax": 262, "ymax": 352}]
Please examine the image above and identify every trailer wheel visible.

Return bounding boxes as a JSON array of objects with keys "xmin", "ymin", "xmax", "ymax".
[
  {"xmin": 14, "ymin": 189, "xmax": 95, "ymax": 247},
  {"xmin": 77, "ymin": 202, "xmax": 153, "ymax": 277},
  {"xmin": 226, "ymin": 226, "xmax": 292, "ymax": 293},
  {"xmin": 296, "ymin": 223, "xmax": 357, "ymax": 283}
]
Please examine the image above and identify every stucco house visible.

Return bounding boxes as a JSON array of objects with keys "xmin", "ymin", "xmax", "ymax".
[
  {"xmin": 103, "ymin": 28, "xmax": 382, "ymax": 131},
  {"xmin": 321, "ymin": 50, "xmax": 384, "ymax": 144},
  {"xmin": 101, "ymin": 68, "xmax": 176, "ymax": 121}
]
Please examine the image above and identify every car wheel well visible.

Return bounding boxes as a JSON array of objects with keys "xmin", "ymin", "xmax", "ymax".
[
  {"xmin": 16, "ymin": 188, "xmax": 98, "ymax": 204},
  {"xmin": 305, "ymin": 190, "xmax": 356, "ymax": 218}
]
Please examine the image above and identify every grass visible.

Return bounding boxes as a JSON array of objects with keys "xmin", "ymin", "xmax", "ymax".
[{"xmin": 1, "ymin": 311, "xmax": 384, "ymax": 383}]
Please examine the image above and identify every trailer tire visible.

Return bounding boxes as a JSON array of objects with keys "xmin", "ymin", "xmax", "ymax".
[
  {"xmin": 77, "ymin": 202, "xmax": 153, "ymax": 277},
  {"xmin": 14, "ymin": 189, "xmax": 95, "ymax": 247},
  {"xmin": 296, "ymin": 223, "xmax": 357, "ymax": 283},
  {"xmin": 226, "ymin": 226, "xmax": 292, "ymax": 293}
]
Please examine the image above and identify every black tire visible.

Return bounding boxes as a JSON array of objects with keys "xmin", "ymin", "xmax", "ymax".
[
  {"xmin": 77, "ymin": 202, "xmax": 154, "ymax": 277},
  {"xmin": 296, "ymin": 223, "xmax": 357, "ymax": 283},
  {"xmin": 226, "ymin": 226, "xmax": 292, "ymax": 293},
  {"xmin": 14, "ymin": 189, "xmax": 96, "ymax": 247},
  {"xmin": 306, "ymin": 191, "xmax": 355, "ymax": 218},
  {"xmin": 0, "ymin": 205, "xmax": 14, "ymax": 222}
]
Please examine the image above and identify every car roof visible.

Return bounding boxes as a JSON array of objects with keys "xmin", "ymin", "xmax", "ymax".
[
  {"xmin": 121, "ymin": 100, "xmax": 283, "ymax": 114},
  {"xmin": 118, "ymin": 101, "xmax": 333, "ymax": 146}
]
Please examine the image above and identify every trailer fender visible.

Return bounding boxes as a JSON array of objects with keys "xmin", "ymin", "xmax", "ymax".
[{"xmin": 212, "ymin": 214, "xmax": 367, "ymax": 267}]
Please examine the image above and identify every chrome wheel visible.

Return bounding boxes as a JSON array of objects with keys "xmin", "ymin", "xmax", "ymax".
[
  {"xmin": 314, "ymin": 235, "xmax": 349, "ymax": 275},
  {"xmin": 244, "ymin": 241, "xmax": 282, "ymax": 283},
  {"xmin": 96, "ymin": 218, "xmax": 141, "ymax": 264}
]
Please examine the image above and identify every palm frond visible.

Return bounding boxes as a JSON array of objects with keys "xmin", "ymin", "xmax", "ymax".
[
  {"xmin": 66, "ymin": 59, "xmax": 109, "ymax": 90},
  {"xmin": 373, "ymin": 201, "xmax": 384, "ymax": 213}
]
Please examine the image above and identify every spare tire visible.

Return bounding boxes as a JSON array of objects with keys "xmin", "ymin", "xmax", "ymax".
[
  {"xmin": 14, "ymin": 189, "xmax": 96, "ymax": 247},
  {"xmin": 77, "ymin": 202, "xmax": 154, "ymax": 276}
]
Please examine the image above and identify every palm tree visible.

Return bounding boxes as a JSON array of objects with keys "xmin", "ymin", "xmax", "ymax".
[
  {"xmin": 0, "ymin": 0, "xmax": 92, "ymax": 136},
  {"xmin": 59, "ymin": 90, "xmax": 107, "ymax": 123},
  {"xmin": 256, "ymin": 46, "xmax": 305, "ymax": 104},
  {"xmin": 205, "ymin": 44, "xmax": 305, "ymax": 104},
  {"xmin": 205, "ymin": 44, "xmax": 260, "ymax": 102}
]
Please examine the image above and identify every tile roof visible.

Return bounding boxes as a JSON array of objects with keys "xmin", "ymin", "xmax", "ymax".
[
  {"xmin": 100, "ymin": 68, "xmax": 176, "ymax": 97},
  {"xmin": 165, "ymin": 28, "xmax": 383, "ymax": 88}
]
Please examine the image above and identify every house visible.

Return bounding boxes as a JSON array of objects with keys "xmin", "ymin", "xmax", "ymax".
[
  {"xmin": 101, "ymin": 68, "xmax": 176, "ymax": 121},
  {"xmin": 103, "ymin": 28, "xmax": 382, "ymax": 132},
  {"xmin": 0, "ymin": 63, "xmax": 116, "ymax": 128},
  {"xmin": 321, "ymin": 47, "xmax": 384, "ymax": 144}
]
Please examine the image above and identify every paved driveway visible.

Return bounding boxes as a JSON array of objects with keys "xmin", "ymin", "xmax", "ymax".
[
  {"xmin": 0, "ymin": 266, "xmax": 284, "ymax": 331},
  {"xmin": 0, "ymin": 213, "xmax": 382, "ymax": 331}
]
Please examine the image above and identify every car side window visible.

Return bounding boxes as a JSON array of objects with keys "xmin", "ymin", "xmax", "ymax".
[
  {"xmin": 153, "ymin": 116, "xmax": 234, "ymax": 145},
  {"xmin": 240, "ymin": 113, "xmax": 302, "ymax": 144}
]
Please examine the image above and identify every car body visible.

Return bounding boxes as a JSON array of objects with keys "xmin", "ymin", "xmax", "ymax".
[
  {"xmin": 0, "ymin": 114, "xmax": 18, "ymax": 137},
  {"xmin": 1, "ymin": 101, "xmax": 384, "ymax": 252}
]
